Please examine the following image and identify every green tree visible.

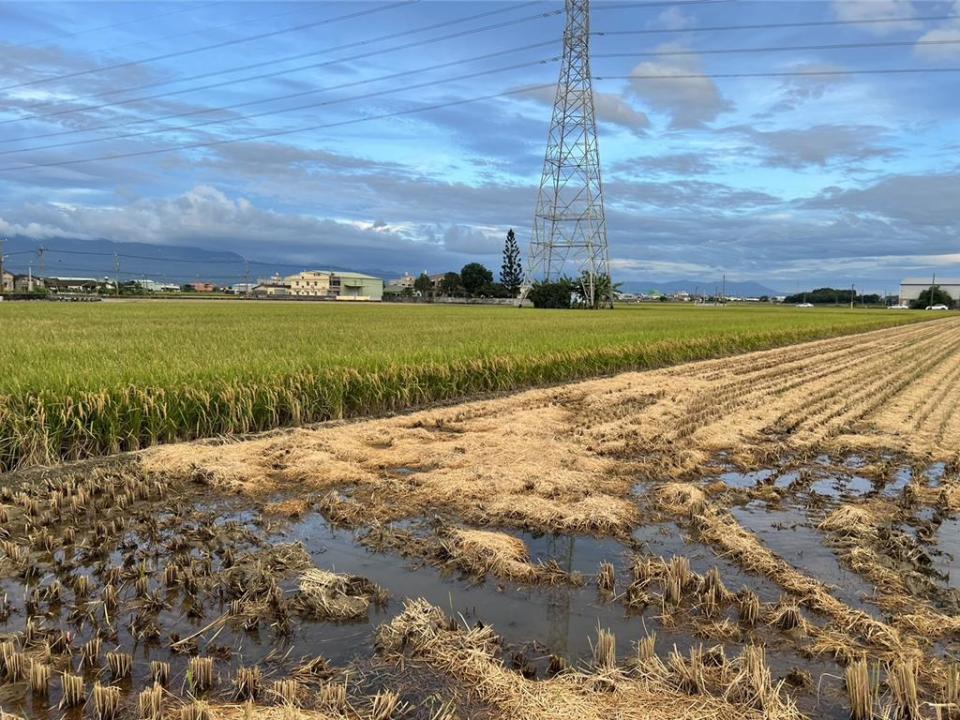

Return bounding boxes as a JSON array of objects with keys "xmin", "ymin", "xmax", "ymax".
[
  {"xmin": 413, "ymin": 272, "xmax": 433, "ymax": 296},
  {"xmin": 479, "ymin": 281, "xmax": 511, "ymax": 298},
  {"xmin": 500, "ymin": 229, "xmax": 523, "ymax": 296},
  {"xmin": 439, "ymin": 272, "xmax": 462, "ymax": 296},
  {"xmin": 911, "ymin": 286, "xmax": 954, "ymax": 309},
  {"xmin": 460, "ymin": 263, "xmax": 493, "ymax": 296},
  {"xmin": 528, "ymin": 278, "xmax": 575, "ymax": 308},
  {"xmin": 784, "ymin": 287, "xmax": 856, "ymax": 305},
  {"xmin": 574, "ymin": 272, "xmax": 619, "ymax": 309}
]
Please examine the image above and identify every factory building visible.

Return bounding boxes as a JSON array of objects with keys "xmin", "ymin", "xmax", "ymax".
[
  {"xmin": 899, "ymin": 278, "xmax": 960, "ymax": 305},
  {"xmin": 284, "ymin": 270, "xmax": 383, "ymax": 301}
]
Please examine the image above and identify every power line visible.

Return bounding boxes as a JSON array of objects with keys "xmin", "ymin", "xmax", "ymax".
[
  {"xmin": 594, "ymin": 37, "xmax": 960, "ymax": 59},
  {"xmin": 5, "ymin": 63, "xmax": 959, "ymax": 174},
  {"xmin": 592, "ymin": 0, "xmax": 731, "ymax": 8},
  {"xmin": 593, "ymin": 13, "xmax": 960, "ymax": 35},
  {"xmin": 0, "ymin": 1, "xmax": 416, "ymax": 92},
  {"xmin": 1, "ymin": 6, "xmax": 562, "ymax": 135},
  {"xmin": 0, "ymin": 45, "xmax": 559, "ymax": 156},
  {"xmin": 0, "ymin": 82, "xmax": 558, "ymax": 173},
  {"xmin": 9, "ymin": 0, "xmax": 547, "ymax": 121},
  {"xmin": 594, "ymin": 67, "xmax": 960, "ymax": 80},
  {"xmin": 7, "ymin": 2, "xmax": 223, "ymax": 49},
  {"xmin": 78, "ymin": 4, "xmax": 328, "ymax": 58}
]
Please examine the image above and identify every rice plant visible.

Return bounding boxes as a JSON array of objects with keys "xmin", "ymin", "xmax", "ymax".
[{"xmin": 0, "ymin": 302, "xmax": 925, "ymax": 471}]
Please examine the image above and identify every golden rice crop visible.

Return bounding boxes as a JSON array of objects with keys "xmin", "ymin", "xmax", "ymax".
[{"xmin": 0, "ymin": 301, "xmax": 927, "ymax": 471}]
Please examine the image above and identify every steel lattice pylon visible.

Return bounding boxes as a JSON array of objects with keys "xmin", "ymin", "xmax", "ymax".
[{"xmin": 523, "ymin": 0, "xmax": 612, "ymax": 309}]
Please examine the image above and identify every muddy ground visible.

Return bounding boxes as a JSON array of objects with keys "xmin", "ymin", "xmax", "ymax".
[{"xmin": 2, "ymin": 317, "xmax": 960, "ymax": 719}]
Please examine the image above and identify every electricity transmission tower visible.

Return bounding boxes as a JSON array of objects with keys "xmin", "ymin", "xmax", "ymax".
[{"xmin": 523, "ymin": 0, "xmax": 612, "ymax": 309}]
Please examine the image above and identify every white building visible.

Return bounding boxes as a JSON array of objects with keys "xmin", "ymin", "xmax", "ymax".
[
  {"xmin": 133, "ymin": 279, "xmax": 165, "ymax": 293},
  {"xmin": 900, "ymin": 277, "xmax": 960, "ymax": 305}
]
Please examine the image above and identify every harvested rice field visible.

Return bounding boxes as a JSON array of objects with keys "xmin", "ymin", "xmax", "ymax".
[{"xmin": 3, "ymin": 316, "xmax": 960, "ymax": 719}]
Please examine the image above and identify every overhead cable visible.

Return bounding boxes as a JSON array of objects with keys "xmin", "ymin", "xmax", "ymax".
[
  {"xmin": 594, "ymin": 37, "xmax": 960, "ymax": 58},
  {"xmin": 1, "ymin": 6, "xmax": 561, "ymax": 132},
  {"xmin": 594, "ymin": 13, "xmax": 960, "ymax": 35},
  {"xmin": 0, "ymin": 44, "xmax": 558, "ymax": 155},
  {"xmin": 0, "ymin": 1, "xmax": 416, "ymax": 92},
  {"xmin": 9, "ymin": 1, "xmax": 548, "ymax": 120},
  {"xmin": 5, "ymin": 63, "xmax": 960, "ymax": 173}
]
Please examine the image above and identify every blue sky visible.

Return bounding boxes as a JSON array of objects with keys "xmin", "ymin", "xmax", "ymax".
[{"xmin": 0, "ymin": 0, "xmax": 958, "ymax": 292}]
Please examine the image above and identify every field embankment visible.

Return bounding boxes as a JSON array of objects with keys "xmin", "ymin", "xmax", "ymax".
[{"xmin": 0, "ymin": 301, "xmax": 933, "ymax": 471}]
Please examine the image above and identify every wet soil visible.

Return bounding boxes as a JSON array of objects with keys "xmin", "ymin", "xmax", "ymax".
[{"xmin": 1, "ymin": 452, "xmax": 958, "ymax": 719}]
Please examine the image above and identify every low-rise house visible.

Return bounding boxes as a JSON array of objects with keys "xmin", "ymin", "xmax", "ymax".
[
  {"xmin": 254, "ymin": 275, "xmax": 290, "ymax": 297},
  {"xmin": 1, "ymin": 269, "xmax": 13, "ymax": 293},
  {"xmin": 190, "ymin": 281, "xmax": 217, "ymax": 293},
  {"xmin": 14, "ymin": 274, "xmax": 46, "ymax": 292},
  {"xmin": 386, "ymin": 273, "xmax": 416, "ymax": 291},
  {"xmin": 132, "ymin": 279, "xmax": 165, "ymax": 293},
  {"xmin": 44, "ymin": 276, "xmax": 101, "ymax": 293}
]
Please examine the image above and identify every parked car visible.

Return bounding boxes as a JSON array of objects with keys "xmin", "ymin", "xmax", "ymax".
[
  {"xmin": 887, "ymin": 304, "xmax": 910, "ymax": 310},
  {"xmin": 795, "ymin": 302, "xmax": 814, "ymax": 308},
  {"xmin": 926, "ymin": 304, "xmax": 950, "ymax": 311}
]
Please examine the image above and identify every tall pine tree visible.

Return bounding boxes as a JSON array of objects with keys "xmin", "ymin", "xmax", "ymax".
[{"xmin": 500, "ymin": 228, "xmax": 523, "ymax": 296}]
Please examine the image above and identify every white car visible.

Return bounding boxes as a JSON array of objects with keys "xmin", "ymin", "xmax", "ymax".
[
  {"xmin": 926, "ymin": 304, "xmax": 950, "ymax": 311},
  {"xmin": 887, "ymin": 304, "xmax": 910, "ymax": 310},
  {"xmin": 795, "ymin": 302, "xmax": 814, "ymax": 308}
]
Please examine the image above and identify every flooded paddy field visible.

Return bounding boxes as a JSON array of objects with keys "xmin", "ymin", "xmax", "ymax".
[
  {"xmin": 3, "ymin": 318, "xmax": 960, "ymax": 719},
  {"xmin": 2, "ymin": 452, "xmax": 959, "ymax": 720}
]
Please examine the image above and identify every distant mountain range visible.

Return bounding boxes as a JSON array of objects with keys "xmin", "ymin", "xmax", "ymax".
[
  {"xmin": 0, "ymin": 236, "xmax": 396, "ymax": 285},
  {"xmin": 619, "ymin": 279, "xmax": 785, "ymax": 297}
]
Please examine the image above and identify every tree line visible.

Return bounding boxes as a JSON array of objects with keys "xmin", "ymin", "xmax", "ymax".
[
  {"xmin": 409, "ymin": 229, "xmax": 524, "ymax": 300},
  {"xmin": 407, "ymin": 228, "xmax": 614, "ymax": 309}
]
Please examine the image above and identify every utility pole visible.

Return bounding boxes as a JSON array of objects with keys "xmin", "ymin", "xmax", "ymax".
[
  {"xmin": 524, "ymin": 0, "xmax": 612, "ymax": 309},
  {"xmin": 0, "ymin": 237, "xmax": 4, "ymax": 293},
  {"xmin": 850, "ymin": 283, "xmax": 855, "ymax": 310},
  {"xmin": 930, "ymin": 272, "xmax": 937, "ymax": 307},
  {"xmin": 114, "ymin": 253, "xmax": 120, "ymax": 297},
  {"xmin": 37, "ymin": 246, "xmax": 46, "ymax": 278}
]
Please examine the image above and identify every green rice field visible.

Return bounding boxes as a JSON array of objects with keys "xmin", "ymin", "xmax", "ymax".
[{"xmin": 0, "ymin": 300, "xmax": 933, "ymax": 471}]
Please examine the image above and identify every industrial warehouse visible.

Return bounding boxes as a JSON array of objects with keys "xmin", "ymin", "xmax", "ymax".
[{"xmin": 899, "ymin": 277, "xmax": 960, "ymax": 305}]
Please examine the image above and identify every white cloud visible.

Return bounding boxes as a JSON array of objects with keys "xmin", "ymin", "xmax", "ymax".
[
  {"xmin": 729, "ymin": 124, "xmax": 898, "ymax": 168},
  {"xmin": 628, "ymin": 47, "xmax": 734, "ymax": 128},
  {"xmin": 517, "ymin": 86, "xmax": 649, "ymax": 134},
  {"xmin": 915, "ymin": 2, "xmax": 960, "ymax": 59},
  {"xmin": 830, "ymin": 0, "xmax": 921, "ymax": 34},
  {"xmin": 652, "ymin": 7, "xmax": 696, "ymax": 30}
]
